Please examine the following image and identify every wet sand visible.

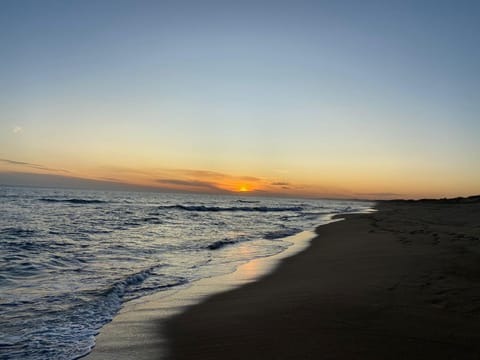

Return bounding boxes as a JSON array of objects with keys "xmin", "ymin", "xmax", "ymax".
[
  {"xmin": 166, "ymin": 197, "xmax": 480, "ymax": 359},
  {"xmin": 84, "ymin": 231, "xmax": 317, "ymax": 360}
]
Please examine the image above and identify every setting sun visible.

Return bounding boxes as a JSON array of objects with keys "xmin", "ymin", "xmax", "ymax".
[{"xmin": 2, "ymin": 2, "xmax": 480, "ymax": 359}]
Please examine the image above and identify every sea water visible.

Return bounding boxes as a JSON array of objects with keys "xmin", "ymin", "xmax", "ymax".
[{"xmin": 0, "ymin": 186, "xmax": 373, "ymax": 359}]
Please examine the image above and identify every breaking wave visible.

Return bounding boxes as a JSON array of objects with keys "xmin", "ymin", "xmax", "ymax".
[
  {"xmin": 39, "ymin": 198, "xmax": 107, "ymax": 204},
  {"xmin": 206, "ymin": 239, "xmax": 239, "ymax": 250},
  {"xmin": 263, "ymin": 228, "xmax": 302, "ymax": 240}
]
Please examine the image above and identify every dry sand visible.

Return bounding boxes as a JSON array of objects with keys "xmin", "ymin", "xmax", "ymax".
[{"xmin": 166, "ymin": 197, "xmax": 480, "ymax": 359}]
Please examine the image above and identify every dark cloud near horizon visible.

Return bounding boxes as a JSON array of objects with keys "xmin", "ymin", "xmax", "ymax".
[
  {"xmin": 271, "ymin": 181, "xmax": 291, "ymax": 189},
  {"xmin": 99, "ymin": 176, "xmax": 122, "ymax": 182},
  {"xmin": 178, "ymin": 169, "xmax": 226, "ymax": 179},
  {"xmin": 0, "ymin": 171, "xmax": 226, "ymax": 194},
  {"xmin": 176, "ymin": 170, "xmax": 260, "ymax": 182},
  {"xmin": 0, "ymin": 171, "xmax": 144, "ymax": 191},
  {"xmin": 156, "ymin": 178, "xmax": 224, "ymax": 191}
]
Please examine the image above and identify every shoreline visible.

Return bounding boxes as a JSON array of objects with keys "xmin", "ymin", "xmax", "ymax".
[
  {"xmin": 166, "ymin": 199, "xmax": 480, "ymax": 359},
  {"xmin": 84, "ymin": 228, "xmax": 323, "ymax": 360}
]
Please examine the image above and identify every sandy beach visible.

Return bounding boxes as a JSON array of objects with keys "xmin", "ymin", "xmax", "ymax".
[
  {"xmin": 166, "ymin": 197, "xmax": 480, "ymax": 359},
  {"xmin": 4, "ymin": 3, "xmax": 480, "ymax": 359}
]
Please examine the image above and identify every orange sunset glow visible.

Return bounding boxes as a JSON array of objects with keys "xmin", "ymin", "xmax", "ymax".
[
  {"xmin": 1, "ymin": 1, "xmax": 479, "ymax": 200},
  {"xmin": 1, "ymin": 157, "xmax": 479, "ymax": 200},
  {"xmin": 2, "ymin": 2, "xmax": 480, "ymax": 359}
]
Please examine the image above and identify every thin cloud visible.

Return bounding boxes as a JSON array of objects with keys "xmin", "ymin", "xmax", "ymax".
[
  {"xmin": 174, "ymin": 169, "xmax": 261, "ymax": 182},
  {"xmin": 12, "ymin": 126, "xmax": 23, "ymax": 134},
  {"xmin": 239, "ymin": 175, "xmax": 261, "ymax": 181},
  {"xmin": 0, "ymin": 171, "xmax": 155, "ymax": 192},
  {"xmin": 99, "ymin": 176, "xmax": 123, "ymax": 182},
  {"xmin": 156, "ymin": 178, "xmax": 224, "ymax": 191},
  {"xmin": 271, "ymin": 181, "xmax": 290, "ymax": 186},
  {"xmin": 175, "ymin": 169, "xmax": 227, "ymax": 180},
  {"xmin": 99, "ymin": 165, "xmax": 154, "ymax": 176},
  {"xmin": 1, "ymin": 158, "xmax": 49, "ymax": 170},
  {"xmin": 169, "ymin": 170, "xmax": 262, "ymax": 188},
  {"xmin": 0, "ymin": 158, "xmax": 70, "ymax": 173}
]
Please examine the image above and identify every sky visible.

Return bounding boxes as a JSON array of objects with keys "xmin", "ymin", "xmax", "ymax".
[{"xmin": 1, "ymin": 0, "xmax": 479, "ymax": 199}]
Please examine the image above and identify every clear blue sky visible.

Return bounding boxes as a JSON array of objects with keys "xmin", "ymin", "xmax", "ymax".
[{"xmin": 1, "ymin": 0, "xmax": 479, "ymax": 198}]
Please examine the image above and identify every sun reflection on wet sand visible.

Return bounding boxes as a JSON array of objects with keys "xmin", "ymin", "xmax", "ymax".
[
  {"xmin": 228, "ymin": 231, "xmax": 315, "ymax": 285},
  {"xmin": 86, "ymin": 230, "xmax": 316, "ymax": 360},
  {"xmin": 233, "ymin": 246, "xmax": 261, "ymax": 281}
]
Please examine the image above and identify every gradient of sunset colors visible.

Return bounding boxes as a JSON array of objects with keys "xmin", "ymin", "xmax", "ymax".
[{"xmin": 1, "ymin": 0, "xmax": 479, "ymax": 199}]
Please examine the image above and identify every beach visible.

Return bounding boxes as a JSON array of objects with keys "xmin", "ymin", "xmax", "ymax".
[
  {"xmin": 166, "ymin": 197, "xmax": 480, "ymax": 359},
  {"xmin": 3, "ymin": 2, "xmax": 480, "ymax": 359}
]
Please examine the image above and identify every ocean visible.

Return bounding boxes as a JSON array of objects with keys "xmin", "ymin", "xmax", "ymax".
[{"xmin": 0, "ymin": 186, "xmax": 373, "ymax": 359}]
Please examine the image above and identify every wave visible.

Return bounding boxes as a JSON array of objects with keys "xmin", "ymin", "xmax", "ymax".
[
  {"xmin": 104, "ymin": 267, "xmax": 187, "ymax": 303},
  {"xmin": 338, "ymin": 206, "xmax": 355, "ymax": 213},
  {"xmin": 235, "ymin": 199, "xmax": 260, "ymax": 204},
  {"xmin": 141, "ymin": 216, "xmax": 162, "ymax": 224},
  {"xmin": 39, "ymin": 198, "xmax": 107, "ymax": 204},
  {"xmin": 0, "ymin": 267, "xmax": 188, "ymax": 360},
  {"xmin": 206, "ymin": 228, "xmax": 302, "ymax": 250},
  {"xmin": 206, "ymin": 239, "xmax": 239, "ymax": 250},
  {"xmin": 263, "ymin": 228, "xmax": 302, "ymax": 240},
  {"xmin": 0, "ymin": 194, "xmax": 19, "ymax": 199},
  {"xmin": 159, "ymin": 205, "xmax": 303, "ymax": 212},
  {"xmin": 0, "ymin": 227, "xmax": 37, "ymax": 238}
]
